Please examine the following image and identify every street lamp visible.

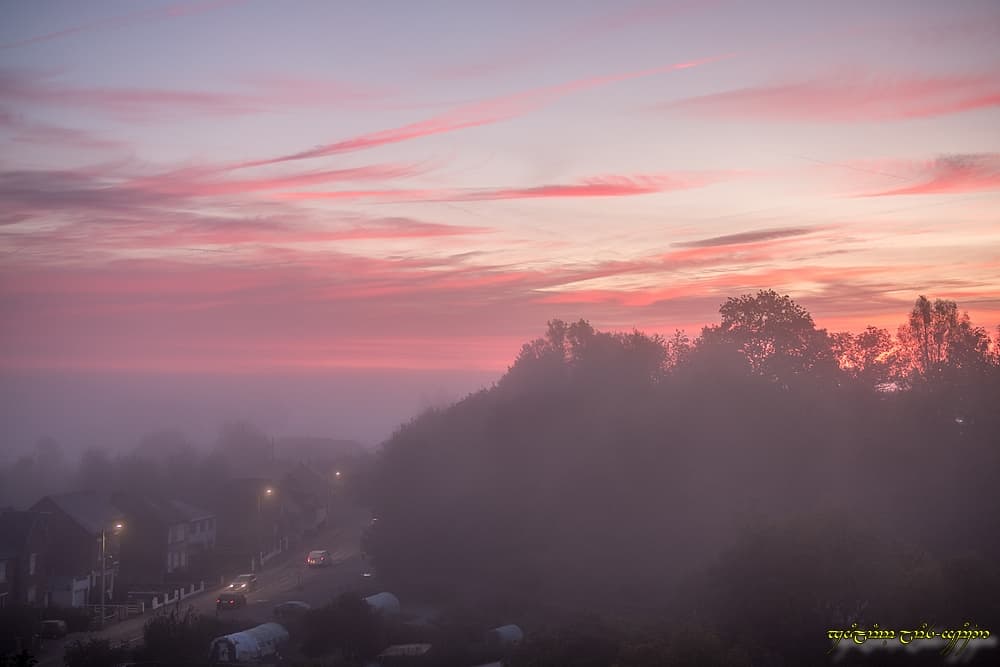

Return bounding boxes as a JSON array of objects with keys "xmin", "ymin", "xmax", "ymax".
[
  {"xmin": 99, "ymin": 521, "xmax": 124, "ymax": 629},
  {"xmin": 256, "ymin": 487, "xmax": 274, "ymax": 570}
]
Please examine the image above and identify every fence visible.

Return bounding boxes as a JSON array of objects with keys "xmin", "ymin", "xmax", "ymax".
[
  {"xmin": 81, "ymin": 603, "xmax": 129, "ymax": 626},
  {"xmin": 125, "ymin": 577, "xmax": 224, "ymax": 614},
  {"xmin": 148, "ymin": 579, "xmax": 219, "ymax": 610}
]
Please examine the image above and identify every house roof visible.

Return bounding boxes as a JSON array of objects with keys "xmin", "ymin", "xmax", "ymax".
[
  {"xmin": 170, "ymin": 499, "xmax": 213, "ymax": 521},
  {"xmin": 33, "ymin": 491, "xmax": 123, "ymax": 535},
  {"xmin": 0, "ymin": 511, "xmax": 42, "ymax": 559},
  {"xmin": 112, "ymin": 494, "xmax": 212, "ymax": 526}
]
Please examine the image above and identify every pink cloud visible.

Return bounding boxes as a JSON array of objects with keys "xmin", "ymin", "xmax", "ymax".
[
  {"xmin": 111, "ymin": 217, "xmax": 491, "ymax": 249},
  {"xmin": 1, "ymin": 108, "xmax": 127, "ymax": 151},
  {"xmin": 122, "ymin": 162, "xmax": 433, "ymax": 197},
  {"xmin": 0, "ymin": 69, "xmax": 384, "ymax": 121},
  {"xmin": 274, "ymin": 172, "xmax": 731, "ymax": 202},
  {"xmin": 0, "ymin": 0, "xmax": 247, "ymax": 51},
  {"xmin": 858, "ymin": 154, "xmax": 1000, "ymax": 196},
  {"xmin": 665, "ymin": 71, "xmax": 1000, "ymax": 122},
  {"xmin": 231, "ymin": 52, "xmax": 733, "ymax": 170},
  {"xmin": 4, "ymin": 238, "xmax": 999, "ymax": 372}
]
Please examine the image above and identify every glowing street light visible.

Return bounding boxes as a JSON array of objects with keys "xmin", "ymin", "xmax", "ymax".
[
  {"xmin": 256, "ymin": 486, "xmax": 275, "ymax": 570},
  {"xmin": 99, "ymin": 521, "xmax": 125, "ymax": 629}
]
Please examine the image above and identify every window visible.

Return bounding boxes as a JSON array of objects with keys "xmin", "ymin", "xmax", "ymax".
[
  {"xmin": 0, "ymin": 592, "xmax": 7, "ymax": 609},
  {"xmin": 29, "ymin": 553, "xmax": 37, "ymax": 576}
]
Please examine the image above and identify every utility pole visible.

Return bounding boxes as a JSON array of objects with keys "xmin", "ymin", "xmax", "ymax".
[
  {"xmin": 99, "ymin": 528, "xmax": 106, "ymax": 629},
  {"xmin": 98, "ymin": 522, "xmax": 124, "ymax": 629}
]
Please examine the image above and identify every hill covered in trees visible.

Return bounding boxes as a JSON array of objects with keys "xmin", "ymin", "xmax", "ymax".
[{"xmin": 362, "ymin": 291, "xmax": 1000, "ymax": 665}]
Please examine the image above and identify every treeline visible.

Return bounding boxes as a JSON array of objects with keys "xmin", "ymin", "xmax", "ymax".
[
  {"xmin": 0, "ymin": 422, "xmax": 351, "ymax": 510},
  {"xmin": 362, "ymin": 291, "xmax": 1000, "ymax": 665}
]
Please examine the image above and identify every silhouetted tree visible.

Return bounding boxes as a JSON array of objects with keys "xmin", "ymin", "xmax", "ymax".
[
  {"xmin": 301, "ymin": 592, "xmax": 385, "ymax": 662},
  {"xmin": 63, "ymin": 639, "xmax": 126, "ymax": 667},
  {"xmin": 832, "ymin": 325, "xmax": 901, "ymax": 388},
  {"xmin": 700, "ymin": 289, "xmax": 836, "ymax": 384},
  {"xmin": 138, "ymin": 607, "xmax": 236, "ymax": 664}
]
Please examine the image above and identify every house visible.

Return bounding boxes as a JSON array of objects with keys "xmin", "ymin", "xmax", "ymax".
[
  {"xmin": 181, "ymin": 500, "xmax": 217, "ymax": 557},
  {"xmin": 112, "ymin": 493, "xmax": 216, "ymax": 587},
  {"xmin": 29, "ymin": 491, "xmax": 125, "ymax": 607},
  {"xmin": 0, "ymin": 510, "xmax": 49, "ymax": 607}
]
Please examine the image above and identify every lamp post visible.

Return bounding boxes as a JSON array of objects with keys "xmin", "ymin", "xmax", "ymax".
[
  {"xmin": 256, "ymin": 487, "xmax": 273, "ymax": 570},
  {"xmin": 99, "ymin": 521, "xmax": 124, "ymax": 629}
]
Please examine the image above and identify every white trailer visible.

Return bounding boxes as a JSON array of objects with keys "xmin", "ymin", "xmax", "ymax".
[
  {"xmin": 208, "ymin": 622, "xmax": 289, "ymax": 663},
  {"xmin": 363, "ymin": 591, "xmax": 401, "ymax": 616}
]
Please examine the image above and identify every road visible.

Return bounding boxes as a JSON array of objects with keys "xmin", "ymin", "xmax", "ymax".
[{"xmin": 36, "ymin": 508, "xmax": 373, "ymax": 666}]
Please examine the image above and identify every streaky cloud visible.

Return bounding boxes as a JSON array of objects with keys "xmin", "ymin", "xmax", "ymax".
[
  {"xmin": 664, "ymin": 71, "xmax": 1000, "ymax": 122},
  {"xmin": 672, "ymin": 227, "xmax": 817, "ymax": 248},
  {"xmin": 858, "ymin": 154, "xmax": 1000, "ymax": 196},
  {"xmin": 0, "ymin": 0, "xmax": 247, "ymax": 50},
  {"xmin": 274, "ymin": 172, "xmax": 732, "ymax": 202},
  {"xmin": 230, "ymin": 52, "xmax": 734, "ymax": 170}
]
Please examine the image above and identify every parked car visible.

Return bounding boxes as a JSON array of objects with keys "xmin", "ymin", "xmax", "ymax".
[
  {"xmin": 226, "ymin": 573, "xmax": 258, "ymax": 592},
  {"xmin": 306, "ymin": 550, "xmax": 332, "ymax": 567},
  {"xmin": 216, "ymin": 593, "xmax": 247, "ymax": 610},
  {"xmin": 41, "ymin": 620, "xmax": 67, "ymax": 639},
  {"xmin": 273, "ymin": 600, "xmax": 311, "ymax": 620}
]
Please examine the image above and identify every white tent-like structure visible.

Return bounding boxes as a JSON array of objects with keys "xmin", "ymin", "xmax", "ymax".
[
  {"xmin": 363, "ymin": 591, "xmax": 401, "ymax": 616},
  {"xmin": 487, "ymin": 624, "xmax": 524, "ymax": 647},
  {"xmin": 208, "ymin": 622, "xmax": 289, "ymax": 663}
]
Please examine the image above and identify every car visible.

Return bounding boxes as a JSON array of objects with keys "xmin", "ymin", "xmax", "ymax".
[
  {"xmin": 216, "ymin": 593, "xmax": 247, "ymax": 609},
  {"xmin": 226, "ymin": 573, "xmax": 257, "ymax": 592},
  {"xmin": 273, "ymin": 600, "xmax": 311, "ymax": 620},
  {"xmin": 306, "ymin": 550, "xmax": 332, "ymax": 567}
]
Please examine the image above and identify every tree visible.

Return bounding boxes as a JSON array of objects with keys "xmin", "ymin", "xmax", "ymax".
[
  {"xmin": 0, "ymin": 651, "xmax": 37, "ymax": 667},
  {"xmin": 63, "ymin": 639, "xmax": 126, "ymax": 667},
  {"xmin": 138, "ymin": 607, "xmax": 236, "ymax": 664},
  {"xmin": 897, "ymin": 296, "xmax": 994, "ymax": 385},
  {"xmin": 898, "ymin": 296, "xmax": 954, "ymax": 376},
  {"xmin": 301, "ymin": 592, "xmax": 385, "ymax": 662},
  {"xmin": 664, "ymin": 329, "xmax": 692, "ymax": 370},
  {"xmin": 75, "ymin": 448, "xmax": 114, "ymax": 492},
  {"xmin": 832, "ymin": 326, "xmax": 900, "ymax": 388},
  {"xmin": 213, "ymin": 421, "xmax": 273, "ymax": 477},
  {"xmin": 700, "ymin": 290, "xmax": 835, "ymax": 383}
]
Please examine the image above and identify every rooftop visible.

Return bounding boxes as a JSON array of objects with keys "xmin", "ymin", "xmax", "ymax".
[{"xmin": 33, "ymin": 491, "xmax": 123, "ymax": 535}]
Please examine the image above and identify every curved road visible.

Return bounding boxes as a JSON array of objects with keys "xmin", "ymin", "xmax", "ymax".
[{"xmin": 36, "ymin": 508, "xmax": 372, "ymax": 666}]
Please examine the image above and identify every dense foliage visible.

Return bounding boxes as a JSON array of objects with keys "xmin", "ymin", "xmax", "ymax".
[
  {"xmin": 363, "ymin": 291, "xmax": 1000, "ymax": 665},
  {"xmin": 300, "ymin": 592, "xmax": 385, "ymax": 662},
  {"xmin": 62, "ymin": 639, "xmax": 126, "ymax": 667},
  {"xmin": 136, "ymin": 607, "xmax": 239, "ymax": 664}
]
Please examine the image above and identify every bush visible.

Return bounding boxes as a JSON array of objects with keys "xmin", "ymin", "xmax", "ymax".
[
  {"xmin": 136, "ymin": 607, "xmax": 237, "ymax": 664},
  {"xmin": 0, "ymin": 650, "xmax": 38, "ymax": 667},
  {"xmin": 301, "ymin": 592, "xmax": 385, "ymax": 662},
  {"xmin": 63, "ymin": 639, "xmax": 127, "ymax": 667}
]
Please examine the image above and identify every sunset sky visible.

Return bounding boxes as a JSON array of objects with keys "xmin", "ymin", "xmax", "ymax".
[{"xmin": 1, "ymin": 1, "xmax": 999, "ymax": 444}]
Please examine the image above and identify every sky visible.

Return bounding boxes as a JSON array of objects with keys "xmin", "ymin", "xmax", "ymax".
[{"xmin": 1, "ymin": 0, "xmax": 999, "ymax": 448}]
